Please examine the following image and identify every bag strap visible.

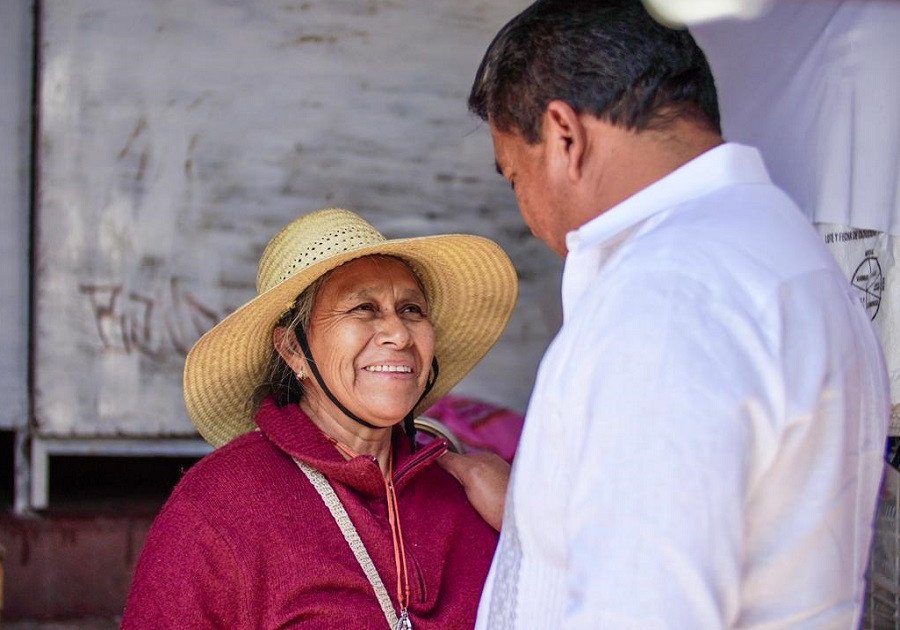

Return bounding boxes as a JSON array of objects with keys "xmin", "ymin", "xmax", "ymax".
[{"xmin": 293, "ymin": 458, "xmax": 399, "ymax": 629}]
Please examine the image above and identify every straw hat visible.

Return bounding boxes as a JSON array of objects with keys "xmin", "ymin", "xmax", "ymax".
[{"xmin": 184, "ymin": 208, "xmax": 518, "ymax": 447}]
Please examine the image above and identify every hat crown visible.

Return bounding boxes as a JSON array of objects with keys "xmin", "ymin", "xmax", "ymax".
[{"xmin": 256, "ymin": 208, "xmax": 385, "ymax": 294}]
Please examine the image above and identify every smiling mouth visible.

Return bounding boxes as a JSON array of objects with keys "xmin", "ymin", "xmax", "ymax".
[{"xmin": 363, "ymin": 365, "xmax": 413, "ymax": 373}]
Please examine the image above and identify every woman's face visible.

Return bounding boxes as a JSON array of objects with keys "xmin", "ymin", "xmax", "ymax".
[{"xmin": 304, "ymin": 255, "xmax": 435, "ymax": 427}]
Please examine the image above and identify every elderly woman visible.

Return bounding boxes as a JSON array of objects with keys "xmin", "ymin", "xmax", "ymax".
[{"xmin": 122, "ymin": 208, "xmax": 517, "ymax": 629}]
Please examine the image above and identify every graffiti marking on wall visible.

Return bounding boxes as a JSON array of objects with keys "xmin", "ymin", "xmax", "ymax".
[{"xmin": 78, "ymin": 278, "xmax": 224, "ymax": 358}]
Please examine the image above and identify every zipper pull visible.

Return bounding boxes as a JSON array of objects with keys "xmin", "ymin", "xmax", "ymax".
[{"xmin": 395, "ymin": 608, "xmax": 412, "ymax": 630}]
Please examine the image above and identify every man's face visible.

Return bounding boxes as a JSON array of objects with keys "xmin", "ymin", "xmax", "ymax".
[{"xmin": 490, "ymin": 124, "xmax": 567, "ymax": 256}]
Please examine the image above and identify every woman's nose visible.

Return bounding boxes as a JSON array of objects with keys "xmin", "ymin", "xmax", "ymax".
[{"xmin": 376, "ymin": 312, "xmax": 412, "ymax": 347}]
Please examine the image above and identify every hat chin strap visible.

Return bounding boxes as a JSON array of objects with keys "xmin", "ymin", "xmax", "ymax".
[{"xmin": 294, "ymin": 325, "xmax": 439, "ymax": 450}]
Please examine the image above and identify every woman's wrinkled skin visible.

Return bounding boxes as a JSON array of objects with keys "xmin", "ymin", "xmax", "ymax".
[{"xmin": 274, "ymin": 255, "xmax": 435, "ymax": 473}]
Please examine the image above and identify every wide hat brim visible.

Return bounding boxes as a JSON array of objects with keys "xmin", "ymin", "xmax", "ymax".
[{"xmin": 184, "ymin": 231, "xmax": 518, "ymax": 447}]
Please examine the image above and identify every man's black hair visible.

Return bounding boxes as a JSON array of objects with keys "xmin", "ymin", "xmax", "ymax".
[{"xmin": 468, "ymin": 0, "xmax": 721, "ymax": 143}]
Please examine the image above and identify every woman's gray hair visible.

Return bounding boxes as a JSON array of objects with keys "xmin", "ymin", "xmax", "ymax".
[{"xmin": 250, "ymin": 274, "xmax": 326, "ymax": 412}]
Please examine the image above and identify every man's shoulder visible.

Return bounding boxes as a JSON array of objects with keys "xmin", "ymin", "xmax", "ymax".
[
  {"xmin": 611, "ymin": 182, "xmax": 839, "ymax": 300},
  {"xmin": 562, "ymin": 185, "xmax": 847, "ymax": 347}
]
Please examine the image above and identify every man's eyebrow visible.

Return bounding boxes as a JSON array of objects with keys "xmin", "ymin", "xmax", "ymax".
[{"xmin": 494, "ymin": 161, "xmax": 503, "ymax": 175}]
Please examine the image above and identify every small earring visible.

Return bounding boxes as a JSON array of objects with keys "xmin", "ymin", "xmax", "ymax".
[{"xmin": 296, "ymin": 368, "xmax": 306, "ymax": 381}]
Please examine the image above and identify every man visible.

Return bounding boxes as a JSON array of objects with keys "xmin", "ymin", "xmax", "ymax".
[{"xmin": 443, "ymin": 0, "xmax": 890, "ymax": 627}]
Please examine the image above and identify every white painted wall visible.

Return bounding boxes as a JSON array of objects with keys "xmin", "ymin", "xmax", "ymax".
[
  {"xmin": 0, "ymin": 1, "xmax": 33, "ymax": 430},
  {"xmin": 34, "ymin": 0, "xmax": 558, "ymax": 437}
]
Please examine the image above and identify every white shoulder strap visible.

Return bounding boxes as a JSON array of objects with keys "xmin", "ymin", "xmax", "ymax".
[{"xmin": 293, "ymin": 458, "xmax": 399, "ymax": 629}]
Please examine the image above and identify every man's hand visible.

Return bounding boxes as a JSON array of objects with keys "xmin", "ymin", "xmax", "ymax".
[{"xmin": 438, "ymin": 451, "xmax": 510, "ymax": 531}]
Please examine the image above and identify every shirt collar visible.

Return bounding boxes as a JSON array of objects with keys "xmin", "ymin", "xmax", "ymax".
[
  {"xmin": 565, "ymin": 142, "xmax": 771, "ymax": 253},
  {"xmin": 560, "ymin": 143, "xmax": 771, "ymax": 317}
]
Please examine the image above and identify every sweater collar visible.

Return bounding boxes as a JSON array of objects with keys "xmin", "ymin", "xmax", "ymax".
[{"xmin": 254, "ymin": 397, "xmax": 447, "ymax": 497}]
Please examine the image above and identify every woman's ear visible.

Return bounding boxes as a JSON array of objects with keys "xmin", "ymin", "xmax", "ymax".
[{"xmin": 273, "ymin": 326, "xmax": 307, "ymax": 375}]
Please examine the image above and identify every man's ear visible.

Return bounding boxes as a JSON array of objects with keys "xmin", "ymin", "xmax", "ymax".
[
  {"xmin": 543, "ymin": 100, "xmax": 587, "ymax": 182},
  {"xmin": 273, "ymin": 326, "xmax": 307, "ymax": 374}
]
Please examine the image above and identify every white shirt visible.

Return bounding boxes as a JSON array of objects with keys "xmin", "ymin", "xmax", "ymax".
[{"xmin": 476, "ymin": 144, "xmax": 890, "ymax": 629}]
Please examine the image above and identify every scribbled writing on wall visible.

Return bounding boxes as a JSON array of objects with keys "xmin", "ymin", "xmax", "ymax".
[{"xmin": 78, "ymin": 278, "xmax": 225, "ymax": 358}]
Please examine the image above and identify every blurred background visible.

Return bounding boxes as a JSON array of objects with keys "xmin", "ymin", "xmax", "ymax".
[
  {"xmin": 0, "ymin": 0, "xmax": 559, "ymax": 624},
  {"xmin": 1, "ymin": 0, "xmax": 898, "ymax": 626}
]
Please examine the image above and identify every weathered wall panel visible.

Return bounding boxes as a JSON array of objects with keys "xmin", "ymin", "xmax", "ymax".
[
  {"xmin": 35, "ymin": 0, "xmax": 558, "ymax": 437},
  {"xmin": 0, "ymin": 1, "xmax": 33, "ymax": 430}
]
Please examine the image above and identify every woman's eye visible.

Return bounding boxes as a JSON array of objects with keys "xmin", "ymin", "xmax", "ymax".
[
  {"xmin": 352, "ymin": 303, "xmax": 377, "ymax": 313},
  {"xmin": 401, "ymin": 304, "xmax": 426, "ymax": 316}
]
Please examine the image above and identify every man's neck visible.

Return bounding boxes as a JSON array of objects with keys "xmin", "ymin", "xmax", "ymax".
[{"xmin": 572, "ymin": 119, "xmax": 724, "ymax": 242}]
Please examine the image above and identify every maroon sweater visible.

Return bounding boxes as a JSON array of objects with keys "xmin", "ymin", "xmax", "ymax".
[{"xmin": 122, "ymin": 399, "xmax": 497, "ymax": 629}]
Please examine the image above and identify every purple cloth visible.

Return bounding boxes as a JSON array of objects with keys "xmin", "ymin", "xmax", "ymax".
[{"xmin": 425, "ymin": 395, "xmax": 524, "ymax": 463}]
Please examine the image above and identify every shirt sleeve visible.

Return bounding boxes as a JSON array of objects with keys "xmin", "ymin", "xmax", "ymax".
[
  {"xmin": 122, "ymin": 495, "xmax": 248, "ymax": 629},
  {"xmin": 560, "ymin": 271, "xmax": 777, "ymax": 628}
]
